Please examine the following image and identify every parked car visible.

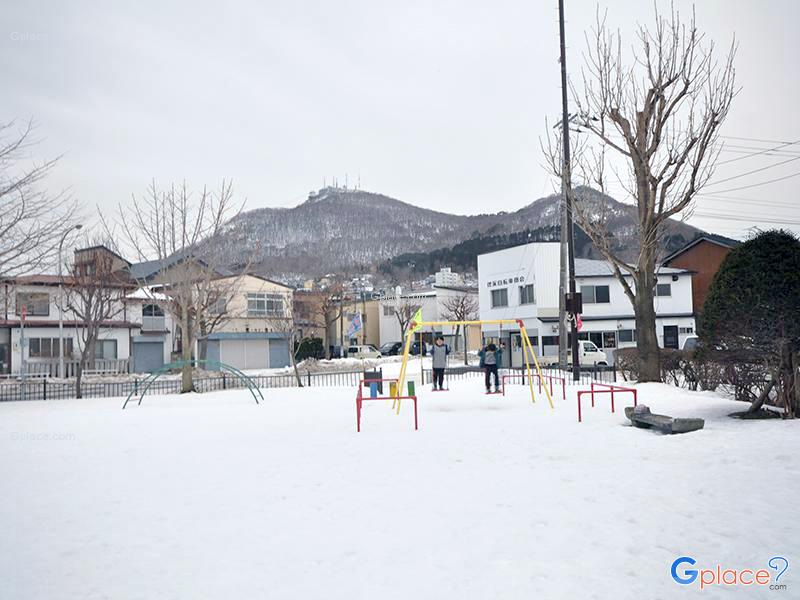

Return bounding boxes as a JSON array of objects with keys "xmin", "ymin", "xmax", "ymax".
[
  {"xmin": 380, "ymin": 342, "xmax": 403, "ymax": 356},
  {"xmin": 410, "ymin": 341, "xmax": 427, "ymax": 356},
  {"xmin": 539, "ymin": 340, "xmax": 608, "ymax": 366},
  {"xmin": 347, "ymin": 345, "xmax": 382, "ymax": 359},
  {"xmin": 682, "ymin": 335, "xmax": 700, "ymax": 351}
]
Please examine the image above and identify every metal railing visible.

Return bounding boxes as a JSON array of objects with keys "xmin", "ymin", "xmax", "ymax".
[
  {"xmin": 10, "ymin": 359, "xmax": 130, "ymax": 378},
  {"xmin": 0, "ymin": 369, "xmax": 365, "ymax": 402},
  {"xmin": 141, "ymin": 316, "xmax": 166, "ymax": 331},
  {"xmin": 421, "ymin": 364, "xmax": 617, "ymax": 386}
]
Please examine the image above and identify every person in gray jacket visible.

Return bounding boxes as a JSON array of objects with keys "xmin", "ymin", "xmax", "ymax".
[{"xmin": 430, "ymin": 336, "xmax": 451, "ymax": 390}]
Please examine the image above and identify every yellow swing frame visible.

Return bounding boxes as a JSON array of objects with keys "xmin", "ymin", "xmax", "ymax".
[{"xmin": 394, "ymin": 319, "xmax": 553, "ymax": 412}]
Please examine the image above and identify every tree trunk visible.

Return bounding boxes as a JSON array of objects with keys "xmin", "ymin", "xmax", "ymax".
[
  {"xmin": 747, "ymin": 378, "xmax": 775, "ymax": 414},
  {"xmin": 75, "ymin": 362, "xmax": 83, "ymax": 399},
  {"xmin": 323, "ymin": 318, "xmax": 331, "ymax": 360},
  {"xmin": 791, "ymin": 350, "xmax": 800, "ymax": 419},
  {"xmin": 633, "ymin": 267, "xmax": 661, "ymax": 382},
  {"xmin": 180, "ymin": 308, "xmax": 193, "ymax": 393},
  {"xmin": 289, "ymin": 334, "xmax": 304, "ymax": 387}
]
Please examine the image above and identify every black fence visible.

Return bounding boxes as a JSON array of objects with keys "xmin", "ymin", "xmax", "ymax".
[
  {"xmin": 422, "ymin": 365, "xmax": 617, "ymax": 386},
  {"xmin": 0, "ymin": 370, "xmax": 364, "ymax": 402}
]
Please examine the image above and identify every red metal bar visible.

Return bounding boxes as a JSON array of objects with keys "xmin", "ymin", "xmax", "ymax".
[
  {"xmin": 355, "ymin": 394, "xmax": 418, "ymax": 432},
  {"xmin": 576, "ymin": 384, "xmax": 637, "ymax": 423}
]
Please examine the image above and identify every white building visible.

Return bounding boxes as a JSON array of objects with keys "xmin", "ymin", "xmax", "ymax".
[
  {"xmin": 477, "ymin": 242, "xmax": 696, "ymax": 366},
  {"xmin": 0, "ymin": 274, "xmax": 138, "ymax": 377},
  {"xmin": 378, "ymin": 286, "xmax": 481, "ymax": 351},
  {"xmin": 434, "ymin": 268, "xmax": 463, "ymax": 288}
]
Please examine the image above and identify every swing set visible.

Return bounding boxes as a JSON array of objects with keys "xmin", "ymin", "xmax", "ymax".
[{"xmin": 394, "ymin": 318, "xmax": 554, "ymax": 412}]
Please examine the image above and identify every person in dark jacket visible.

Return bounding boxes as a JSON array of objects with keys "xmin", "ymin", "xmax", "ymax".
[
  {"xmin": 430, "ymin": 336, "xmax": 450, "ymax": 390},
  {"xmin": 479, "ymin": 343, "xmax": 502, "ymax": 393}
]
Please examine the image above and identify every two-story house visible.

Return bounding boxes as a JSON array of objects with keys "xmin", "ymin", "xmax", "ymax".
[
  {"xmin": 203, "ymin": 274, "xmax": 295, "ymax": 370},
  {"xmin": 477, "ymin": 242, "xmax": 696, "ymax": 366},
  {"xmin": 0, "ymin": 269, "xmax": 138, "ymax": 377}
]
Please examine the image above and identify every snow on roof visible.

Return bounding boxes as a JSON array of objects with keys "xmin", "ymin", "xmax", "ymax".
[
  {"xmin": 125, "ymin": 286, "xmax": 169, "ymax": 301},
  {"xmin": 574, "ymin": 258, "xmax": 689, "ymax": 277}
]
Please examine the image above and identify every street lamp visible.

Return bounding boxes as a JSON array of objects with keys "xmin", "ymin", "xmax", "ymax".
[{"xmin": 58, "ymin": 224, "xmax": 82, "ymax": 378}]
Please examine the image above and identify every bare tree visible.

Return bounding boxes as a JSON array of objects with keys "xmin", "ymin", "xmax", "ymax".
[
  {"xmin": 313, "ymin": 283, "xmax": 345, "ymax": 359},
  {"xmin": 195, "ymin": 276, "xmax": 245, "ymax": 361},
  {"xmin": 0, "ymin": 119, "xmax": 78, "ymax": 276},
  {"xmin": 104, "ymin": 180, "xmax": 249, "ymax": 392},
  {"xmin": 392, "ymin": 298, "xmax": 422, "ymax": 338},
  {"xmin": 265, "ymin": 292, "xmax": 305, "ymax": 387},
  {"xmin": 440, "ymin": 291, "xmax": 479, "ymax": 365},
  {"xmin": 62, "ymin": 248, "xmax": 130, "ymax": 398},
  {"xmin": 544, "ymin": 6, "xmax": 737, "ymax": 381}
]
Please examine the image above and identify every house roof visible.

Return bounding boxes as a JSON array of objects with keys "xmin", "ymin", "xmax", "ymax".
[
  {"xmin": 2, "ymin": 274, "xmax": 134, "ymax": 288},
  {"xmin": 662, "ymin": 235, "xmax": 741, "ymax": 265},
  {"xmin": 0, "ymin": 319, "xmax": 140, "ymax": 328},
  {"xmin": 74, "ymin": 244, "xmax": 131, "ymax": 266},
  {"xmin": 128, "ymin": 250, "xmax": 233, "ymax": 281},
  {"xmin": 574, "ymin": 258, "xmax": 689, "ymax": 278},
  {"xmin": 433, "ymin": 285, "xmax": 479, "ymax": 294}
]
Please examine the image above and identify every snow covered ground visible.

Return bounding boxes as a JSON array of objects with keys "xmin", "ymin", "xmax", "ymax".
[{"xmin": 1, "ymin": 379, "xmax": 797, "ymax": 599}]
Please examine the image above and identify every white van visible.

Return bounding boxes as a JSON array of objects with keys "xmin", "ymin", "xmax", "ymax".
[
  {"xmin": 347, "ymin": 345, "xmax": 382, "ymax": 360},
  {"xmin": 539, "ymin": 340, "xmax": 609, "ymax": 366}
]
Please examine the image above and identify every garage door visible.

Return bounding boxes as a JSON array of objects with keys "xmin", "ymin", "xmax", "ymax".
[
  {"xmin": 221, "ymin": 339, "xmax": 269, "ymax": 370},
  {"xmin": 132, "ymin": 340, "xmax": 165, "ymax": 373},
  {"xmin": 269, "ymin": 339, "xmax": 290, "ymax": 368}
]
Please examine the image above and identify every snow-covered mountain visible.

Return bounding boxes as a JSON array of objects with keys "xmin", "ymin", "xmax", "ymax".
[{"xmin": 212, "ymin": 186, "xmax": 704, "ymax": 280}]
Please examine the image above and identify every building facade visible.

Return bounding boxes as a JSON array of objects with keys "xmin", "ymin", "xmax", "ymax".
[
  {"xmin": 477, "ymin": 242, "xmax": 696, "ymax": 366},
  {"xmin": 378, "ymin": 286, "xmax": 481, "ymax": 352},
  {"xmin": 0, "ymin": 274, "xmax": 138, "ymax": 377},
  {"xmin": 662, "ymin": 235, "xmax": 740, "ymax": 315},
  {"xmin": 203, "ymin": 274, "xmax": 294, "ymax": 370}
]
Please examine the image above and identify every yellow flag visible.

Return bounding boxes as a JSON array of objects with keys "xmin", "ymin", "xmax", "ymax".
[{"xmin": 410, "ymin": 308, "xmax": 423, "ymax": 333}]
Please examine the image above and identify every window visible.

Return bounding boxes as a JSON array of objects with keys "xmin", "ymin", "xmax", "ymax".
[
  {"xmin": 588, "ymin": 332, "xmax": 603, "ymax": 348},
  {"xmin": 209, "ymin": 296, "xmax": 227, "ymax": 315},
  {"xmin": 603, "ymin": 331, "xmax": 617, "ymax": 349},
  {"xmin": 142, "ymin": 304, "xmax": 164, "ymax": 317},
  {"xmin": 247, "ymin": 293, "xmax": 285, "ymax": 317},
  {"xmin": 618, "ymin": 329, "xmax": 636, "ymax": 343},
  {"xmin": 580, "ymin": 285, "xmax": 610, "ymax": 304},
  {"xmin": 94, "ymin": 340, "xmax": 118, "ymax": 360},
  {"xmin": 679, "ymin": 326, "xmax": 694, "ymax": 334},
  {"xmin": 655, "ymin": 283, "xmax": 672, "ymax": 297},
  {"xmin": 16, "ymin": 292, "xmax": 50, "ymax": 316},
  {"xmin": 519, "ymin": 284, "xmax": 535, "ymax": 305},
  {"xmin": 584, "ymin": 341, "xmax": 600, "ymax": 353},
  {"xmin": 28, "ymin": 337, "xmax": 73, "ymax": 358},
  {"xmin": 491, "ymin": 288, "xmax": 508, "ymax": 308},
  {"xmin": 383, "ymin": 305, "xmax": 394, "ymax": 317},
  {"xmin": 542, "ymin": 335, "xmax": 559, "ymax": 346}
]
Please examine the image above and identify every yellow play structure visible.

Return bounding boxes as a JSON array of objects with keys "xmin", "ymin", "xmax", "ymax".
[{"xmin": 394, "ymin": 318, "xmax": 553, "ymax": 412}]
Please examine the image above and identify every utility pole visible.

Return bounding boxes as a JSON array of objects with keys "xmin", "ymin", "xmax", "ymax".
[{"xmin": 558, "ymin": 0, "xmax": 580, "ymax": 381}]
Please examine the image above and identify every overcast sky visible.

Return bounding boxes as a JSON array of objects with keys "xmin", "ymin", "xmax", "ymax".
[{"xmin": 3, "ymin": 0, "xmax": 799, "ymax": 239}]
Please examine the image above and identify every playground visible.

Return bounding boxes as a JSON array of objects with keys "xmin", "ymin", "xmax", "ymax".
[{"xmin": 1, "ymin": 374, "xmax": 797, "ymax": 599}]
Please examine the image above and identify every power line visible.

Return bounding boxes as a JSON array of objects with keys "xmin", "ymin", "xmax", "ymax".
[
  {"xmin": 692, "ymin": 212, "xmax": 800, "ymax": 225},
  {"xmin": 719, "ymin": 134, "xmax": 798, "ymax": 145},
  {"xmin": 697, "ymin": 195, "xmax": 800, "ymax": 210},
  {"xmin": 705, "ymin": 155, "xmax": 800, "ymax": 187},
  {"xmin": 717, "ymin": 140, "xmax": 800, "ymax": 165},
  {"xmin": 698, "ymin": 169, "xmax": 800, "ymax": 195}
]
